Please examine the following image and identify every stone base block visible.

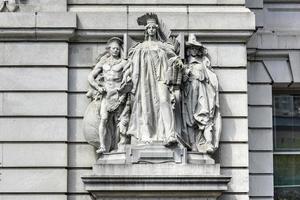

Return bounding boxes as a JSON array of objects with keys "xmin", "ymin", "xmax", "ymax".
[
  {"xmin": 93, "ymin": 163, "xmax": 220, "ymax": 176},
  {"xmin": 83, "ymin": 144, "xmax": 230, "ymax": 200},
  {"xmin": 82, "ymin": 163, "xmax": 230, "ymax": 200},
  {"xmin": 97, "ymin": 144, "xmax": 215, "ymax": 165}
]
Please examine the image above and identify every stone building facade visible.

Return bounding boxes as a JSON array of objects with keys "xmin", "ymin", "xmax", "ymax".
[{"xmin": 0, "ymin": 0, "xmax": 298, "ymax": 200}]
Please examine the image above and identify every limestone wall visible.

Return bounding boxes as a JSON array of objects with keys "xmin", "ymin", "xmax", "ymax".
[
  {"xmin": 0, "ymin": 1, "xmax": 254, "ymax": 200},
  {"xmin": 247, "ymin": 1, "xmax": 300, "ymax": 199}
]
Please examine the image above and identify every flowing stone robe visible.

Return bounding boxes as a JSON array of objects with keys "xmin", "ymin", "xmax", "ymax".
[
  {"xmin": 181, "ymin": 57, "xmax": 221, "ymax": 152},
  {"xmin": 126, "ymin": 40, "xmax": 180, "ymax": 143}
]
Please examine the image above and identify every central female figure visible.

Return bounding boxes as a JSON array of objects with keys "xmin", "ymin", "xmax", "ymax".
[{"xmin": 126, "ymin": 13, "xmax": 182, "ymax": 146}]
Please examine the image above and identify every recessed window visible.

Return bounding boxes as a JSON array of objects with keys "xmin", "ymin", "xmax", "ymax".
[
  {"xmin": 273, "ymin": 94, "xmax": 300, "ymax": 200},
  {"xmin": 273, "ymin": 94, "xmax": 300, "ymax": 150}
]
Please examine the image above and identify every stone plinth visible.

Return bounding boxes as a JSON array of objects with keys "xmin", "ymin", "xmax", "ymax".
[
  {"xmin": 82, "ymin": 144, "xmax": 231, "ymax": 200},
  {"xmin": 82, "ymin": 174, "xmax": 230, "ymax": 200},
  {"xmin": 97, "ymin": 144, "xmax": 215, "ymax": 165}
]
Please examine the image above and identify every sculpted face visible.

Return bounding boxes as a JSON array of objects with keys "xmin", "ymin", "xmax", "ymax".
[
  {"xmin": 109, "ymin": 41, "xmax": 121, "ymax": 58},
  {"xmin": 188, "ymin": 47, "xmax": 202, "ymax": 57},
  {"xmin": 146, "ymin": 23, "xmax": 158, "ymax": 37},
  {"xmin": 189, "ymin": 47, "xmax": 199, "ymax": 57}
]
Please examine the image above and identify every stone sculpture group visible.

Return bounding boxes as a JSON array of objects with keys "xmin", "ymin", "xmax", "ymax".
[{"xmin": 83, "ymin": 13, "xmax": 221, "ymax": 157}]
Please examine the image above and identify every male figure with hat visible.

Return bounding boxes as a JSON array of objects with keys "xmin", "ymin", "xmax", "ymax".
[
  {"xmin": 125, "ymin": 13, "xmax": 183, "ymax": 146},
  {"xmin": 181, "ymin": 34, "xmax": 221, "ymax": 154},
  {"xmin": 84, "ymin": 37, "xmax": 132, "ymax": 154}
]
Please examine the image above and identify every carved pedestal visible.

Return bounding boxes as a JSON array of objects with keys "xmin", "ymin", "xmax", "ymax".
[{"xmin": 82, "ymin": 144, "xmax": 231, "ymax": 200}]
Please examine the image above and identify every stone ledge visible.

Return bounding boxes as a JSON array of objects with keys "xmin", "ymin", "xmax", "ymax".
[
  {"xmin": 0, "ymin": 13, "xmax": 35, "ymax": 28},
  {"xmin": 82, "ymin": 174, "xmax": 231, "ymax": 199},
  {"xmin": 0, "ymin": 12, "xmax": 76, "ymax": 41},
  {"xmin": 68, "ymin": 0, "xmax": 245, "ymax": 5},
  {"xmin": 36, "ymin": 12, "xmax": 76, "ymax": 28},
  {"xmin": 0, "ymin": 12, "xmax": 76, "ymax": 28},
  {"xmin": 72, "ymin": 30, "xmax": 254, "ymax": 43}
]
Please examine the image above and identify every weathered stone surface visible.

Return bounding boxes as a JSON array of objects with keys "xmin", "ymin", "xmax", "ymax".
[
  {"xmin": 221, "ymin": 118, "xmax": 248, "ymax": 142},
  {"xmin": 69, "ymin": 68, "xmax": 90, "ymax": 92},
  {"xmin": 0, "ymin": 13, "xmax": 35, "ymax": 28},
  {"xmin": 249, "ymin": 129, "xmax": 273, "ymax": 151},
  {"xmin": 248, "ymin": 62, "xmax": 272, "ymax": 83},
  {"xmin": 0, "ymin": 144, "xmax": 2, "ymax": 166},
  {"xmin": 221, "ymin": 168, "xmax": 249, "ymax": 192},
  {"xmin": 0, "ymin": 169, "xmax": 67, "ymax": 192},
  {"xmin": 68, "ymin": 169, "xmax": 93, "ymax": 193},
  {"xmin": 263, "ymin": 59, "xmax": 292, "ymax": 85},
  {"xmin": 68, "ymin": 93, "xmax": 90, "ymax": 117},
  {"xmin": 264, "ymin": 3, "xmax": 300, "ymax": 31},
  {"xmin": 206, "ymin": 44, "xmax": 247, "ymax": 67},
  {"xmin": 248, "ymin": 106, "xmax": 272, "ymax": 128},
  {"xmin": 215, "ymin": 69, "xmax": 247, "ymax": 92},
  {"xmin": 69, "ymin": 43, "xmax": 106, "ymax": 67},
  {"xmin": 219, "ymin": 194, "xmax": 249, "ymax": 200},
  {"xmin": 68, "ymin": 195, "xmax": 92, "ymax": 200},
  {"xmin": 82, "ymin": 175, "xmax": 230, "ymax": 199},
  {"xmin": 68, "ymin": 118, "xmax": 85, "ymax": 142},
  {"xmin": 68, "ymin": 0, "xmax": 245, "ymax": 5},
  {"xmin": 220, "ymin": 143, "xmax": 249, "ymax": 167},
  {"xmin": 248, "ymin": 84, "xmax": 272, "ymax": 105},
  {"xmin": 0, "ymin": 92, "xmax": 67, "ymax": 116},
  {"xmin": 249, "ymin": 198, "xmax": 272, "ymax": 200},
  {"xmin": 76, "ymin": 11, "xmax": 127, "ymax": 30},
  {"xmin": 68, "ymin": 144, "xmax": 97, "ymax": 168},
  {"xmin": 93, "ymin": 163, "xmax": 220, "ymax": 176},
  {"xmin": 19, "ymin": 0, "xmax": 67, "ymax": 12},
  {"xmin": 0, "ymin": 43, "xmax": 68, "ymax": 66},
  {"xmin": 82, "ymin": 162, "xmax": 228, "ymax": 199},
  {"xmin": 245, "ymin": 0, "xmax": 263, "ymax": 9},
  {"xmin": 0, "ymin": 67, "xmax": 68, "ymax": 91},
  {"xmin": 36, "ymin": 12, "xmax": 76, "ymax": 28},
  {"xmin": 2, "ymin": 143, "xmax": 67, "ymax": 167},
  {"xmin": 0, "ymin": 118, "xmax": 67, "ymax": 141},
  {"xmin": 249, "ymin": 175, "xmax": 274, "ymax": 196},
  {"xmin": 189, "ymin": 7, "xmax": 255, "ymax": 30},
  {"xmin": 0, "ymin": 195, "xmax": 67, "ymax": 200},
  {"xmin": 249, "ymin": 152, "xmax": 273, "ymax": 173},
  {"xmin": 220, "ymin": 93, "xmax": 248, "ymax": 117},
  {"xmin": 0, "ymin": 6, "xmax": 255, "ymax": 200},
  {"xmin": 252, "ymin": 9, "xmax": 264, "ymax": 27},
  {"xmin": 289, "ymin": 52, "xmax": 300, "ymax": 84}
]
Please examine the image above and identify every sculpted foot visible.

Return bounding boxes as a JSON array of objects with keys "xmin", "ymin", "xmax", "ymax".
[
  {"xmin": 96, "ymin": 147, "xmax": 106, "ymax": 154},
  {"xmin": 206, "ymin": 143, "xmax": 215, "ymax": 154},
  {"xmin": 164, "ymin": 136, "xmax": 178, "ymax": 147}
]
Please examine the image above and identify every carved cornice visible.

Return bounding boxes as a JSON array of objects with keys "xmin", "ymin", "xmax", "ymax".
[
  {"xmin": 0, "ymin": 12, "xmax": 76, "ymax": 41},
  {"xmin": 82, "ymin": 175, "xmax": 231, "ymax": 199},
  {"xmin": 72, "ymin": 30, "xmax": 254, "ymax": 43},
  {"xmin": 247, "ymin": 49, "xmax": 300, "ymax": 86}
]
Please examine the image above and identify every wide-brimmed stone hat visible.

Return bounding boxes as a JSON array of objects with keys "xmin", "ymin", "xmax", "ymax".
[{"xmin": 186, "ymin": 33, "xmax": 204, "ymax": 48}]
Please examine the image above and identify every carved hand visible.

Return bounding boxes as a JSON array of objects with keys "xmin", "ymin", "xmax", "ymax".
[
  {"xmin": 175, "ymin": 58, "xmax": 183, "ymax": 68},
  {"xmin": 97, "ymin": 87, "xmax": 106, "ymax": 94}
]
